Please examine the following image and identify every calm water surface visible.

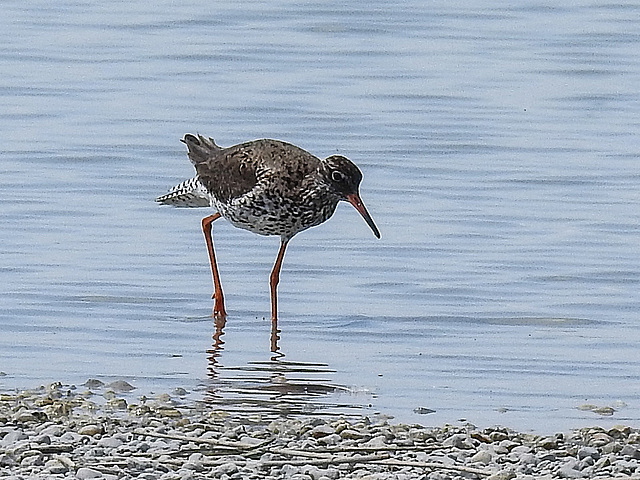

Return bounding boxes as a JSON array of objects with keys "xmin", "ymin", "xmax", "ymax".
[{"xmin": 1, "ymin": 0, "xmax": 640, "ymax": 434}]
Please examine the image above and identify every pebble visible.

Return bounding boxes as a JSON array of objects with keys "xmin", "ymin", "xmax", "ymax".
[
  {"xmin": 215, "ymin": 462, "xmax": 239, "ymax": 475},
  {"xmin": 106, "ymin": 380, "xmax": 136, "ymax": 392},
  {"xmin": 620, "ymin": 444, "xmax": 640, "ymax": 459},
  {"xmin": 470, "ymin": 450, "xmax": 492, "ymax": 464},
  {"xmin": 1, "ymin": 430, "xmax": 27, "ymax": 446},
  {"xmin": 78, "ymin": 424, "xmax": 103, "ymax": 436},
  {"xmin": 413, "ymin": 407, "xmax": 436, "ymax": 415},
  {"xmin": 588, "ymin": 432, "xmax": 612, "ymax": 447},
  {"xmin": 442, "ymin": 433, "xmax": 471, "ymax": 449},
  {"xmin": 339, "ymin": 428, "xmax": 366, "ymax": 440},
  {"xmin": 1, "ymin": 382, "xmax": 640, "ymax": 479},
  {"xmin": 577, "ymin": 446, "xmax": 599, "ymax": 460},
  {"xmin": 76, "ymin": 466, "xmax": 103, "ymax": 479},
  {"xmin": 317, "ymin": 433, "xmax": 341, "ymax": 446},
  {"xmin": 309, "ymin": 424, "xmax": 334, "ymax": 438},
  {"xmin": 97, "ymin": 436, "xmax": 124, "ymax": 448},
  {"xmin": 43, "ymin": 458, "xmax": 68, "ymax": 474}
]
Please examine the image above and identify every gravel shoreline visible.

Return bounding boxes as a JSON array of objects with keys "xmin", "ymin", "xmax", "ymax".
[{"xmin": 1, "ymin": 382, "xmax": 639, "ymax": 479}]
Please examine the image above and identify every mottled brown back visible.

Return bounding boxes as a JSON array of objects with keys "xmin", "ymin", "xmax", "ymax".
[{"xmin": 183, "ymin": 135, "xmax": 321, "ymax": 203}]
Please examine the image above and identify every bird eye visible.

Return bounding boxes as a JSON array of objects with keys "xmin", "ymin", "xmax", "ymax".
[{"xmin": 331, "ymin": 170, "xmax": 345, "ymax": 182}]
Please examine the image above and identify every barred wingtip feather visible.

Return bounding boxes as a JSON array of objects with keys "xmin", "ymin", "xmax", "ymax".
[{"xmin": 156, "ymin": 176, "xmax": 211, "ymax": 208}]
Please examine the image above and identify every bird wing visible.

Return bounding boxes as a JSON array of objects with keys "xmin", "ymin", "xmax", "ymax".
[
  {"xmin": 186, "ymin": 137, "xmax": 320, "ymax": 203},
  {"xmin": 182, "ymin": 134, "xmax": 258, "ymax": 203}
]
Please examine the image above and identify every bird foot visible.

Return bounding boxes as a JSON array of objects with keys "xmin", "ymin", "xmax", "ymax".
[
  {"xmin": 212, "ymin": 295, "xmax": 227, "ymax": 320},
  {"xmin": 212, "ymin": 308, "xmax": 227, "ymax": 320},
  {"xmin": 211, "ymin": 301, "xmax": 227, "ymax": 322}
]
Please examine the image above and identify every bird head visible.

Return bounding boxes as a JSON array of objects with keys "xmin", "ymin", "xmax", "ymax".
[{"xmin": 320, "ymin": 155, "xmax": 380, "ymax": 239}]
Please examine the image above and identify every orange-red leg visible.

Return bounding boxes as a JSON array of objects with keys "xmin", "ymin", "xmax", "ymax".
[
  {"xmin": 202, "ymin": 213, "xmax": 227, "ymax": 319},
  {"xmin": 269, "ymin": 239, "xmax": 289, "ymax": 323}
]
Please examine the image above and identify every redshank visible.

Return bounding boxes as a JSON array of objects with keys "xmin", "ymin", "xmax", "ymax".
[{"xmin": 157, "ymin": 134, "xmax": 380, "ymax": 322}]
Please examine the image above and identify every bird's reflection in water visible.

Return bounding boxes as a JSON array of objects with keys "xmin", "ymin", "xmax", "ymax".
[
  {"xmin": 205, "ymin": 316, "xmax": 227, "ymax": 382},
  {"xmin": 270, "ymin": 319, "xmax": 282, "ymax": 358},
  {"xmin": 201, "ymin": 318, "xmax": 367, "ymax": 418}
]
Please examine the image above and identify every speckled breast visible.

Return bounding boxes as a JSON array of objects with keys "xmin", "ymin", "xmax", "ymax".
[{"xmin": 212, "ymin": 190, "xmax": 338, "ymax": 240}]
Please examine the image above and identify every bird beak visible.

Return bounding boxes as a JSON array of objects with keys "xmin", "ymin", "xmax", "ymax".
[{"xmin": 346, "ymin": 193, "xmax": 381, "ymax": 239}]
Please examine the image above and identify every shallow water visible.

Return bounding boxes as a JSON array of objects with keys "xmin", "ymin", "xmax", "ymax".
[{"xmin": 2, "ymin": 0, "xmax": 640, "ymax": 434}]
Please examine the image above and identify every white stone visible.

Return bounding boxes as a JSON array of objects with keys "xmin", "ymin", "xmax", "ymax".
[
  {"xmin": 44, "ymin": 458, "xmax": 68, "ymax": 474},
  {"xmin": 76, "ymin": 467, "xmax": 104, "ymax": 479},
  {"xmin": 470, "ymin": 450, "xmax": 492, "ymax": 464},
  {"xmin": 97, "ymin": 436, "xmax": 124, "ymax": 448}
]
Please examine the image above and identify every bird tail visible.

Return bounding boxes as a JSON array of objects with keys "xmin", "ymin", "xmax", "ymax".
[
  {"xmin": 181, "ymin": 133, "xmax": 222, "ymax": 169},
  {"xmin": 156, "ymin": 176, "xmax": 212, "ymax": 207}
]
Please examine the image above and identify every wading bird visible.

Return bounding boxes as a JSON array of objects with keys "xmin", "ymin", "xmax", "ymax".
[{"xmin": 157, "ymin": 134, "xmax": 380, "ymax": 323}]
